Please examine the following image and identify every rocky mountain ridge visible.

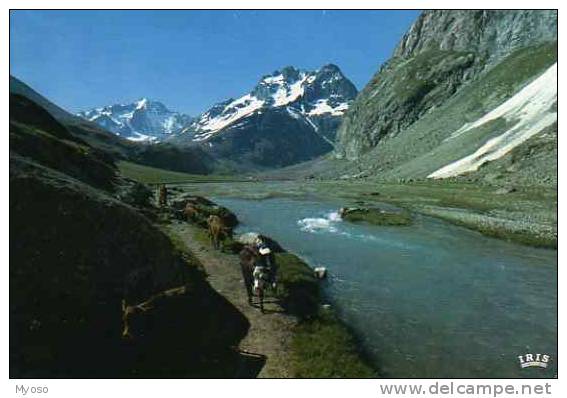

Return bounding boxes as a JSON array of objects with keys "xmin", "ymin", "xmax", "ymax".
[
  {"xmin": 78, "ymin": 64, "xmax": 357, "ymax": 170},
  {"xmin": 173, "ymin": 64, "xmax": 358, "ymax": 169},
  {"xmin": 184, "ymin": 64, "xmax": 357, "ymax": 143},
  {"xmin": 78, "ymin": 98, "xmax": 193, "ymax": 142},
  {"xmin": 335, "ymin": 10, "xmax": 557, "ymax": 161}
]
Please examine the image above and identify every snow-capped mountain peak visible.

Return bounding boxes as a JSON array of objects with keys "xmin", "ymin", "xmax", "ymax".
[
  {"xmin": 77, "ymin": 98, "xmax": 192, "ymax": 142},
  {"xmin": 78, "ymin": 64, "xmax": 357, "ymax": 154},
  {"xmin": 135, "ymin": 97, "xmax": 149, "ymax": 110},
  {"xmin": 185, "ymin": 64, "xmax": 357, "ymax": 142},
  {"xmin": 254, "ymin": 67, "xmax": 309, "ymax": 107}
]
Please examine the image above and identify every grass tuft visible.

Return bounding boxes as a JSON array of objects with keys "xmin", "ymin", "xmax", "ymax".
[
  {"xmin": 343, "ymin": 208, "xmax": 413, "ymax": 226},
  {"xmin": 275, "ymin": 253, "xmax": 320, "ymax": 319},
  {"xmin": 291, "ymin": 311, "xmax": 377, "ymax": 378}
]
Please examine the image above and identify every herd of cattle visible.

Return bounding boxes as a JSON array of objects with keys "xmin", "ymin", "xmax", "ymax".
[
  {"xmin": 122, "ymin": 185, "xmax": 238, "ymax": 339},
  {"xmin": 121, "ymin": 185, "xmax": 329, "ymax": 338},
  {"xmin": 121, "ymin": 186, "xmax": 257, "ymax": 338}
]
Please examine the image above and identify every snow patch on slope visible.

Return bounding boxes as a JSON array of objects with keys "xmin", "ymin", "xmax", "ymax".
[
  {"xmin": 272, "ymin": 75, "xmax": 308, "ymax": 106},
  {"xmin": 128, "ymin": 132, "xmax": 159, "ymax": 143},
  {"xmin": 307, "ymin": 99, "xmax": 349, "ymax": 116},
  {"xmin": 428, "ymin": 63, "xmax": 557, "ymax": 179},
  {"xmin": 193, "ymin": 94, "xmax": 265, "ymax": 140},
  {"xmin": 286, "ymin": 106, "xmax": 303, "ymax": 120}
]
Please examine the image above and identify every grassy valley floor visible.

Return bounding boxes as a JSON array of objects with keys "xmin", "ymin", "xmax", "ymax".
[
  {"xmin": 120, "ymin": 159, "xmax": 556, "ymax": 250},
  {"xmin": 118, "ymin": 167, "xmax": 557, "ymax": 249}
]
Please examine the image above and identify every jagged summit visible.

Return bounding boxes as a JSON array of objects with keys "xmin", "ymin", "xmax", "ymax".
[
  {"xmin": 184, "ymin": 63, "xmax": 357, "ymax": 143},
  {"xmin": 77, "ymin": 63, "xmax": 357, "ymax": 169},
  {"xmin": 78, "ymin": 98, "xmax": 193, "ymax": 143}
]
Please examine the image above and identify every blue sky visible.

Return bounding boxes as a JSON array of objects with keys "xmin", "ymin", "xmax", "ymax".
[{"xmin": 10, "ymin": 10, "xmax": 419, "ymax": 115}]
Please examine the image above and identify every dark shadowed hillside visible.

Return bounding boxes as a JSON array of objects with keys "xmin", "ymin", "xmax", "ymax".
[{"xmin": 9, "ymin": 94, "xmax": 249, "ymax": 377}]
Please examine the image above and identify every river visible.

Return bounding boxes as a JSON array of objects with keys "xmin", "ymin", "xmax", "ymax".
[{"xmin": 213, "ymin": 196, "xmax": 557, "ymax": 378}]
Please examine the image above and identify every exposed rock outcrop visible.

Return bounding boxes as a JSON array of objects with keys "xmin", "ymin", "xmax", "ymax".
[{"xmin": 335, "ymin": 10, "xmax": 557, "ymax": 160}]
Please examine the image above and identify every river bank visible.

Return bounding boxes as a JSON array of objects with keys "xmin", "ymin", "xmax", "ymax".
[
  {"xmin": 148, "ymin": 175, "xmax": 556, "ymax": 249},
  {"xmin": 211, "ymin": 196, "xmax": 557, "ymax": 378},
  {"xmin": 119, "ymin": 161, "xmax": 557, "ymax": 249},
  {"xmin": 163, "ymin": 194, "xmax": 377, "ymax": 378}
]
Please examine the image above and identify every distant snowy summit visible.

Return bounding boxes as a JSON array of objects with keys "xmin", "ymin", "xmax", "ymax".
[
  {"xmin": 183, "ymin": 64, "xmax": 358, "ymax": 143},
  {"xmin": 169, "ymin": 64, "xmax": 358, "ymax": 169},
  {"xmin": 77, "ymin": 98, "xmax": 193, "ymax": 142},
  {"xmin": 77, "ymin": 64, "xmax": 357, "ymax": 169}
]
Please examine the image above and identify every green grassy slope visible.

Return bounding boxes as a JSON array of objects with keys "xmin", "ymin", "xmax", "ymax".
[
  {"xmin": 346, "ymin": 42, "xmax": 556, "ymax": 184},
  {"xmin": 117, "ymin": 160, "xmax": 247, "ymax": 184}
]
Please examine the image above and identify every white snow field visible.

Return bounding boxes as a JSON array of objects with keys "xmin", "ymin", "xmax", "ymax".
[
  {"xmin": 271, "ymin": 74, "xmax": 309, "ymax": 107},
  {"xmin": 307, "ymin": 99, "xmax": 349, "ymax": 116},
  {"xmin": 192, "ymin": 94, "xmax": 265, "ymax": 140},
  {"xmin": 428, "ymin": 62, "xmax": 557, "ymax": 179}
]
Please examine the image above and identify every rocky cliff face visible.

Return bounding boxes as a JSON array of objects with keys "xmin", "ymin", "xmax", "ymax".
[
  {"xmin": 394, "ymin": 10, "xmax": 557, "ymax": 63},
  {"xmin": 336, "ymin": 10, "xmax": 557, "ymax": 160}
]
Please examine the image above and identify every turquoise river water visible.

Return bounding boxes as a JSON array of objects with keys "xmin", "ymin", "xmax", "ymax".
[{"xmin": 213, "ymin": 197, "xmax": 557, "ymax": 378}]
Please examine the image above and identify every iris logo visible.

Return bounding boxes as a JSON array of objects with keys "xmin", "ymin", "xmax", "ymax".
[{"xmin": 518, "ymin": 353, "xmax": 551, "ymax": 369}]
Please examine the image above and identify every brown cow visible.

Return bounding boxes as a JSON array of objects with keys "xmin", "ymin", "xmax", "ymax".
[
  {"xmin": 158, "ymin": 184, "xmax": 168, "ymax": 207},
  {"xmin": 239, "ymin": 245, "xmax": 258, "ymax": 304},
  {"xmin": 183, "ymin": 203, "xmax": 199, "ymax": 222},
  {"xmin": 207, "ymin": 215, "xmax": 231, "ymax": 250}
]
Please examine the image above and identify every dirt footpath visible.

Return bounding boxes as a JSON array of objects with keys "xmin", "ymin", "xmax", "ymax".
[{"xmin": 173, "ymin": 222, "xmax": 297, "ymax": 378}]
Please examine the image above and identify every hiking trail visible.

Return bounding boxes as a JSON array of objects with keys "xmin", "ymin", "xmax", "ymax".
[{"xmin": 173, "ymin": 222, "xmax": 297, "ymax": 378}]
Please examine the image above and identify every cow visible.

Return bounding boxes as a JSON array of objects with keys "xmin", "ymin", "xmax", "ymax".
[
  {"xmin": 183, "ymin": 203, "xmax": 199, "ymax": 222},
  {"xmin": 158, "ymin": 184, "xmax": 168, "ymax": 207},
  {"xmin": 207, "ymin": 215, "xmax": 232, "ymax": 250},
  {"xmin": 239, "ymin": 245, "xmax": 257, "ymax": 305},
  {"xmin": 238, "ymin": 240, "xmax": 276, "ymax": 313}
]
